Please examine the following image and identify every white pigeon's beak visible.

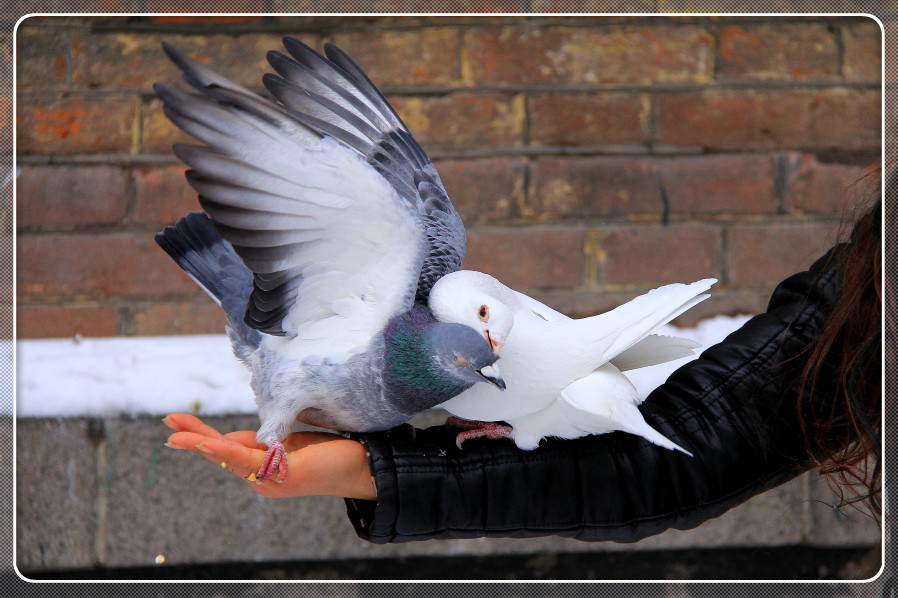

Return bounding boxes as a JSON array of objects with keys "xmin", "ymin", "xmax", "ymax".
[
  {"xmin": 476, "ymin": 364, "xmax": 506, "ymax": 390},
  {"xmin": 484, "ymin": 330, "xmax": 505, "ymax": 355}
]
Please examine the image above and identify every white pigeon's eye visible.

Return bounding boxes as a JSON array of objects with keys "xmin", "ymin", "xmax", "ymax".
[
  {"xmin": 478, "ymin": 305, "xmax": 489, "ymax": 322},
  {"xmin": 454, "ymin": 355, "xmax": 469, "ymax": 367}
]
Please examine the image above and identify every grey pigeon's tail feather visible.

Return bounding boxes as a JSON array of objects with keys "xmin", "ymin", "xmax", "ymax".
[{"xmin": 154, "ymin": 211, "xmax": 261, "ymax": 353}]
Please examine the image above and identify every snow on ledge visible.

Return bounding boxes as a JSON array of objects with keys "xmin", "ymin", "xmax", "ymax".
[{"xmin": 14, "ymin": 315, "xmax": 752, "ymax": 419}]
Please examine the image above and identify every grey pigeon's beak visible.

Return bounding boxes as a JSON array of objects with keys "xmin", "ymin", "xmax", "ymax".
[{"xmin": 476, "ymin": 364, "xmax": 506, "ymax": 391}]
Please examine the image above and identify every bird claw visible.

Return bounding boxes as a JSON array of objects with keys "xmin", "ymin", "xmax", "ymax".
[
  {"xmin": 446, "ymin": 416, "xmax": 514, "ymax": 449},
  {"xmin": 256, "ymin": 440, "xmax": 288, "ymax": 484}
]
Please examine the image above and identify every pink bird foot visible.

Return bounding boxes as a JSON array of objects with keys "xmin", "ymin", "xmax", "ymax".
[
  {"xmin": 256, "ymin": 439, "xmax": 288, "ymax": 483},
  {"xmin": 445, "ymin": 416, "xmax": 514, "ymax": 449}
]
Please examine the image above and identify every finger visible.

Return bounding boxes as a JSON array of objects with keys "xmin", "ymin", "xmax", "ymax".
[
  {"xmin": 162, "ymin": 413, "xmax": 227, "ymax": 440},
  {"xmin": 223, "ymin": 430, "xmax": 267, "ymax": 450},
  {"xmin": 166, "ymin": 431, "xmax": 243, "ymax": 470},
  {"xmin": 195, "ymin": 437, "xmax": 263, "ymax": 479}
]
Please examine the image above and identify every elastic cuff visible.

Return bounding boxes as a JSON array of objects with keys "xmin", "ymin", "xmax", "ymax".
[{"xmin": 344, "ymin": 428, "xmax": 408, "ymax": 543}]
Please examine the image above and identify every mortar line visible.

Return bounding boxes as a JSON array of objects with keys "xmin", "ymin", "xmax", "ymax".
[{"xmin": 93, "ymin": 419, "xmax": 107, "ymax": 567}]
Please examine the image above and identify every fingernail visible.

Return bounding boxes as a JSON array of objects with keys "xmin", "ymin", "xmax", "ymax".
[
  {"xmin": 163, "ymin": 442, "xmax": 176, "ymax": 449},
  {"xmin": 195, "ymin": 443, "xmax": 213, "ymax": 454}
]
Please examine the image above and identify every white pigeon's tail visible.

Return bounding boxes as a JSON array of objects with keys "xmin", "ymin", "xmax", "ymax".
[
  {"xmin": 572, "ymin": 278, "xmax": 716, "ymax": 369},
  {"xmin": 610, "ymin": 333, "xmax": 701, "ymax": 371},
  {"xmin": 555, "ymin": 365, "xmax": 693, "ymax": 455},
  {"xmin": 607, "ymin": 402, "xmax": 693, "ymax": 456}
]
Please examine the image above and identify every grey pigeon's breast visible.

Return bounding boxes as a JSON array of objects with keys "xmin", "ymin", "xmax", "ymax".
[{"xmin": 256, "ymin": 336, "xmax": 413, "ymax": 434}]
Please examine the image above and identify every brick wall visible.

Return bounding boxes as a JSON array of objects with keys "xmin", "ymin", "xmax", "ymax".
[{"xmin": 15, "ymin": 15, "xmax": 882, "ymax": 339}]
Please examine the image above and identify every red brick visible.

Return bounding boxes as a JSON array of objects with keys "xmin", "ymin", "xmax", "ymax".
[
  {"xmin": 656, "ymin": 155, "xmax": 778, "ymax": 217},
  {"xmin": 600, "ymin": 224, "xmax": 721, "ymax": 286},
  {"xmin": 15, "ymin": 28, "xmax": 69, "ymax": 89},
  {"xmin": 140, "ymin": 97, "xmax": 194, "ymax": 155},
  {"xmin": 842, "ymin": 19, "xmax": 883, "ymax": 83},
  {"xmin": 528, "ymin": 92, "xmax": 649, "ymax": 147},
  {"xmin": 463, "ymin": 226, "xmax": 586, "ymax": 289},
  {"xmin": 655, "ymin": 89, "xmax": 881, "ymax": 152},
  {"xmin": 17, "ymin": 165, "xmax": 129, "ymax": 229},
  {"xmin": 528, "ymin": 155, "xmax": 777, "ymax": 221},
  {"xmin": 782, "ymin": 154, "xmax": 871, "ymax": 215},
  {"xmin": 389, "ymin": 93, "xmax": 524, "ymax": 153},
  {"xmin": 331, "ymin": 29, "xmax": 461, "ymax": 87},
  {"xmin": 717, "ymin": 24, "xmax": 839, "ymax": 81},
  {"xmin": 432, "ymin": 157, "xmax": 524, "ymax": 225},
  {"xmin": 727, "ymin": 221, "xmax": 839, "ymax": 285},
  {"xmin": 132, "ymin": 165, "xmax": 197, "ymax": 225},
  {"xmin": 16, "ymin": 233, "xmax": 197, "ymax": 301},
  {"xmin": 464, "ymin": 25, "xmax": 712, "ymax": 86},
  {"xmin": 529, "ymin": 156, "xmax": 659, "ymax": 220},
  {"xmin": 16, "ymin": 304, "xmax": 120, "ymax": 339},
  {"xmin": 132, "ymin": 299, "xmax": 228, "ymax": 336},
  {"xmin": 16, "ymin": 94, "xmax": 136, "ymax": 155},
  {"xmin": 71, "ymin": 32, "xmax": 290, "ymax": 91}
]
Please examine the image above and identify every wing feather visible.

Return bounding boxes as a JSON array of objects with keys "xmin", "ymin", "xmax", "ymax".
[
  {"xmin": 156, "ymin": 42, "xmax": 426, "ymax": 356},
  {"xmin": 263, "ymin": 37, "xmax": 466, "ymax": 299}
]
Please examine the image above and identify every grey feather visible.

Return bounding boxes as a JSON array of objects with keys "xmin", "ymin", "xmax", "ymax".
[
  {"xmin": 154, "ymin": 40, "xmax": 499, "ymax": 484},
  {"xmin": 262, "ymin": 37, "xmax": 467, "ymax": 299},
  {"xmin": 154, "ymin": 212, "xmax": 261, "ymax": 355}
]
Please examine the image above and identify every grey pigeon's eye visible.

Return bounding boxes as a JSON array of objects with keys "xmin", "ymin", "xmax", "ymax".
[
  {"xmin": 454, "ymin": 355, "xmax": 469, "ymax": 367},
  {"xmin": 478, "ymin": 305, "xmax": 489, "ymax": 322}
]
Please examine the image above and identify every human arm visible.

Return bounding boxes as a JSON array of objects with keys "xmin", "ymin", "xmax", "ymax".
[{"xmin": 344, "ymin": 248, "xmax": 845, "ymax": 543}]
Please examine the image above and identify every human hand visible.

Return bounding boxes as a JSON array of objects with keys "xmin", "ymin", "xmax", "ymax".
[{"xmin": 162, "ymin": 413, "xmax": 376, "ymax": 500}]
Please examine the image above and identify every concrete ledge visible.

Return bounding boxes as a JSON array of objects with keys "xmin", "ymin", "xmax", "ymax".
[{"xmin": 14, "ymin": 413, "xmax": 881, "ymax": 576}]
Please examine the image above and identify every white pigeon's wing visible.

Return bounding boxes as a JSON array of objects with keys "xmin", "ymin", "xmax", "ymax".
[
  {"xmin": 156, "ymin": 43, "xmax": 427, "ymax": 357},
  {"xmin": 610, "ymin": 334, "xmax": 701, "ymax": 371},
  {"xmin": 555, "ymin": 366, "xmax": 692, "ymax": 455},
  {"xmin": 510, "ymin": 289, "xmax": 570, "ymax": 322},
  {"xmin": 506, "ymin": 365, "xmax": 649, "ymax": 450},
  {"xmin": 566, "ymin": 279, "xmax": 716, "ymax": 367},
  {"xmin": 262, "ymin": 38, "xmax": 466, "ymax": 301}
]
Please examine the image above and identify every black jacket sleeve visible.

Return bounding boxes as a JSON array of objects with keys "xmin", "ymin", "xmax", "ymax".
[{"xmin": 345, "ymin": 249, "xmax": 843, "ymax": 544}]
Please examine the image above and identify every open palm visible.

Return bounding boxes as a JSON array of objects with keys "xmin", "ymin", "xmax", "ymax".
[{"xmin": 163, "ymin": 413, "xmax": 376, "ymax": 500}]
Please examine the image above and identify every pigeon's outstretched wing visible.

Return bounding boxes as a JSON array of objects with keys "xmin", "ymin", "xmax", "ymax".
[
  {"xmin": 262, "ymin": 38, "xmax": 465, "ymax": 302},
  {"xmin": 155, "ymin": 41, "xmax": 464, "ymax": 359},
  {"xmin": 507, "ymin": 285, "xmax": 704, "ymax": 371}
]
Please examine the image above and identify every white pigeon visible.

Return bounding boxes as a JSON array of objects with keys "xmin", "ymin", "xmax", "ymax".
[{"xmin": 430, "ymin": 271, "xmax": 716, "ymax": 452}]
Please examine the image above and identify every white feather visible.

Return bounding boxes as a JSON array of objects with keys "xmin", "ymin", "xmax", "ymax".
[{"xmin": 432, "ymin": 272, "xmax": 716, "ymax": 449}]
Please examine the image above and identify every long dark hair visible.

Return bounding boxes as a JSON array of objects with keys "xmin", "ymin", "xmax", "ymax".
[{"xmin": 796, "ymin": 168, "xmax": 882, "ymax": 519}]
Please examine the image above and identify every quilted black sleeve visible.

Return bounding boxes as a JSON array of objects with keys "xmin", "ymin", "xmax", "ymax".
[{"xmin": 345, "ymin": 249, "xmax": 843, "ymax": 544}]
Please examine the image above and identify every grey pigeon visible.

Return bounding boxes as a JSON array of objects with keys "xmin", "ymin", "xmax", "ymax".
[{"xmin": 153, "ymin": 39, "xmax": 504, "ymax": 483}]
